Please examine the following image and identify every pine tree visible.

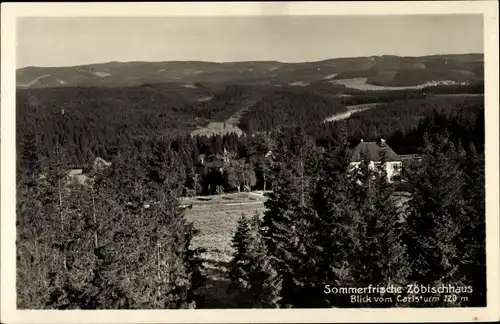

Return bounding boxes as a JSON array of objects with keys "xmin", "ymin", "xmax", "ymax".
[
  {"xmin": 119, "ymin": 140, "xmax": 204, "ymax": 309},
  {"xmin": 20, "ymin": 126, "xmax": 41, "ymax": 185},
  {"xmin": 309, "ymin": 130, "xmax": 358, "ymax": 307},
  {"xmin": 460, "ymin": 143, "xmax": 486, "ymax": 306},
  {"xmin": 246, "ymin": 213, "xmax": 282, "ymax": 308},
  {"xmin": 183, "ymin": 164, "xmax": 201, "ymax": 197},
  {"xmin": 261, "ymin": 127, "xmax": 319, "ymax": 307},
  {"xmin": 16, "ymin": 144, "xmax": 124, "ymax": 309},
  {"xmin": 43, "ymin": 152, "xmax": 132, "ymax": 310},
  {"xmin": 227, "ymin": 215, "xmax": 252, "ymax": 298},
  {"xmin": 254, "ymin": 155, "xmax": 271, "ymax": 191},
  {"xmin": 242, "ymin": 163, "xmax": 257, "ymax": 192},
  {"xmin": 17, "ymin": 173, "xmax": 56, "ymax": 308},
  {"xmin": 228, "ymin": 213, "xmax": 281, "ymax": 308},
  {"xmin": 345, "ymin": 149, "xmax": 410, "ymax": 307},
  {"xmin": 403, "ymin": 132, "xmax": 468, "ymax": 306},
  {"xmin": 46, "ymin": 142, "xmax": 206, "ymax": 309}
]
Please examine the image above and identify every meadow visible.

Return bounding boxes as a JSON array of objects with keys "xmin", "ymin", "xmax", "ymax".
[
  {"xmin": 182, "ymin": 192, "xmax": 266, "ymax": 307},
  {"xmin": 183, "ymin": 192, "xmax": 266, "ymax": 263}
]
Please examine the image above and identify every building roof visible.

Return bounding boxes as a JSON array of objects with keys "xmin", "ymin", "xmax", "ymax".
[{"xmin": 350, "ymin": 141, "xmax": 401, "ymax": 162}]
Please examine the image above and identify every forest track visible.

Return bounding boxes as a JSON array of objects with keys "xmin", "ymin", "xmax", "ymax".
[
  {"xmin": 224, "ymin": 201, "xmax": 263, "ymax": 206},
  {"xmin": 324, "ymin": 103, "xmax": 381, "ymax": 123},
  {"xmin": 224, "ymin": 100, "xmax": 257, "ymax": 126}
]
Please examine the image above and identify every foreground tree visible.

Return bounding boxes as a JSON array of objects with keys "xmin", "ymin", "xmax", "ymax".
[
  {"xmin": 460, "ymin": 143, "xmax": 486, "ymax": 306},
  {"xmin": 120, "ymin": 141, "xmax": 204, "ymax": 308},
  {"xmin": 344, "ymin": 149, "xmax": 410, "ymax": 306},
  {"xmin": 261, "ymin": 128, "xmax": 322, "ymax": 307},
  {"xmin": 227, "ymin": 213, "xmax": 281, "ymax": 308},
  {"xmin": 307, "ymin": 131, "xmax": 358, "ymax": 307},
  {"xmin": 404, "ymin": 132, "xmax": 469, "ymax": 306}
]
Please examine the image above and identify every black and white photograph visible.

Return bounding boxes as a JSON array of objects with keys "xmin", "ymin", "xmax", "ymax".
[{"xmin": 1, "ymin": 2, "xmax": 499, "ymax": 323}]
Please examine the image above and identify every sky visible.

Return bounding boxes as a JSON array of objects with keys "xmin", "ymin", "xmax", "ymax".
[{"xmin": 16, "ymin": 15, "xmax": 483, "ymax": 68}]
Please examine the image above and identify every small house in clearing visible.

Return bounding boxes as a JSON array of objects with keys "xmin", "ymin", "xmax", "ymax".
[
  {"xmin": 349, "ymin": 139, "xmax": 402, "ymax": 183},
  {"xmin": 66, "ymin": 157, "xmax": 113, "ymax": 188}
]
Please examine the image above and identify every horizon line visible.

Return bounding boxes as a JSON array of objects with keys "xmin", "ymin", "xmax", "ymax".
[{"xmin": 16, "ymin": 52, "xmax": 485, "ymax": 70}]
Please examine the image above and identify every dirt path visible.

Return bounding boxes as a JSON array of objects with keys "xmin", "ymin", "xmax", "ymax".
[
  {"xmin": 189, "ymin": 100, "xmax": 257, "ymax": 138},
  {"xmin": 324, "ymin": 103, "xmax": 381, "ymax": 123},
  {"xmin": 225, "ymin": 201, "xmax": 263, "ymax": 206},
  {"xmin": 224, "ymin": 100, "xmax": 257, "ymax": 126}
]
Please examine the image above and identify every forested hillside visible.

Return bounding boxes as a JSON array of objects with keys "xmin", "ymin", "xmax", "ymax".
[
  {"xmin": 238, "ymin": 90, "xmax": 347, "ymax": 133},
  {"xmin": 16, "ymin": 79, "xmax": 486, "ymax": 308},
  {"xmin": 16, "ymin": 83, "xmax": 263, "ymax": 166},
  {"xmin": 17, "ymin": 84, "xmax": 484, "ymax": 192},
  {"xmin": 313, "ymin": 96, "xmax": 484, "ymax": 154}
]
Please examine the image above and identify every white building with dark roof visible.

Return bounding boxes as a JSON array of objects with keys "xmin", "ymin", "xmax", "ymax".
[{"xmin": 349, "ymin": 139, "xmax": 402, "ymax": 183}]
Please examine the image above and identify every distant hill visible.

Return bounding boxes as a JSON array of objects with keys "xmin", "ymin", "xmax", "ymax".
[{"xmin": 16, "ymin": 53, "xmax": 483, "ymax": 89}]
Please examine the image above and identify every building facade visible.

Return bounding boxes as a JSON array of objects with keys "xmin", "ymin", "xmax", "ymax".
[{"xmin": 349, "ymin": 139, "xmax": 402, "ymax": 183}]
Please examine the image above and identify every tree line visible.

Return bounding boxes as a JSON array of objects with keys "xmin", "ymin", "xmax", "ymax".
[{"xmin": 18, "ymin": 87, "xmax": 484, "ymax": 198}]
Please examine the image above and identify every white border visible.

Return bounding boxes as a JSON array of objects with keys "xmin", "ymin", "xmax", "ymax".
[{"xmin": 2, "ymin": 2, "xmax": 499, "ymax": 323}]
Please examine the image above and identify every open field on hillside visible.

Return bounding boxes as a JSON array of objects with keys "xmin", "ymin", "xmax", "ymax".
[
  {"xmin": 189, "ymin": 122, "xmax": 245, "ymax": 137},
  {"xmin": 330, "ymin": 77, "xmax": 463, "ymax": 91},
  {"xmin": 182, "ymin": 192, "xmax": 266, "ymax": 307},
  {"xmin": 183, "ymin": 189, "xmax": 411, "ymax": 264},
  {"xmin": 183, "ymin": 192, "xmax": 266, "ymax": 263},
  {"xmin": 189, "ymin": 100, "xmax": 258, "ymax": 138}
]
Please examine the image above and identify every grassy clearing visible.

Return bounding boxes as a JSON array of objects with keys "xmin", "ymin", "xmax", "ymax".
[
  {"xmin": 189, "ymin": 122, "xmax": 244, "ymax": 138},
  {"xmin": 184, "ymin": 192, "xmax": 266, "ymax": 263},
  {"xmin": 330, "ymin": 77, "xmax": 441, "ymax": 91},
  {"xmin": 182, "ymin": 192, "xmax": 266, "ymax": 307}
]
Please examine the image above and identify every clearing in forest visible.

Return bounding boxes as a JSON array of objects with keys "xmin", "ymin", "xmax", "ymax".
[{"xmin": 182, "ymin": 192, "xmax": 266, "ymax": 307}]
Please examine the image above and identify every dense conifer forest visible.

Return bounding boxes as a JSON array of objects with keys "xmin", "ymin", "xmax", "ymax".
[
  {"xmin": 16, "ymin": 82, "xmax": 486, "ymax": 308},
  {"xmin": 238, "ymin": 90, "xmax": 347, "ymax": 133}
]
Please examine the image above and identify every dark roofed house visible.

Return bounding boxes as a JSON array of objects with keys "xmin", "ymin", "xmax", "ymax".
[
  {"xmin": 350, "ymin": 139, "xmax": 402, "ymax": 183},
  {"xmin": 195, "ymin": 153, "xmax": 226, "ymax": 175},
  {"xmin": 204, "ymin": 160, "xmax": 225, "ymax": 173},
  {"xmin": 65, "ymin": 157, "xmax": 112, "ymax": 188}
]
